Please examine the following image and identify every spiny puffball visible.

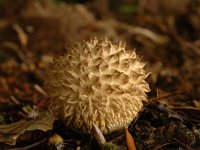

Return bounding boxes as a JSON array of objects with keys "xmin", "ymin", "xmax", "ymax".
[{"xmin": 46, "ymin": 38, "xmax": 150, "ymax": 134}]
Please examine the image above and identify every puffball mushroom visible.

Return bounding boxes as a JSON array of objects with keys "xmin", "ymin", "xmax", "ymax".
[{"xmin": 46, "ymin": 38, "xmax": 150, "ymax": 134}]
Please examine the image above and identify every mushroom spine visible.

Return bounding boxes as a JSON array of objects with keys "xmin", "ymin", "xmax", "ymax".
[{"xmin": 46, "ymin": 38, "xmax": 150, "ymax": 134}]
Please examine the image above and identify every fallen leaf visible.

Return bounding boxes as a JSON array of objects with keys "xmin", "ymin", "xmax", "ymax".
[
  {"xmin": 0, "ymin": 111, "xmax": 55, "ymax": 145},
  {"xmin": 193, "ymin": 100, "xmax": 200, "ymax": 108},
  {"xmin": 125, "ymin": 128, "xmax": 137, "ymax": 150}
]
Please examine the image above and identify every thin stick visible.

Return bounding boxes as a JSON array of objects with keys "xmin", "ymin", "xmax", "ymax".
[
  {"xmin": 6, "ymin": 139, "xmax": 46, "ymax": 150},
  {"xmin": 173, "ymin": 138, "xmax": 195, "ymax": 150},
  {"xmin": 145, "ymin": 91, "xmax": 188, "ymax": 106}
]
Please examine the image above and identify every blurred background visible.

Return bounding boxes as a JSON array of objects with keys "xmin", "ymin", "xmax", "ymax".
[{"xmin": 0, "ymin": 0, "xmax": 199, "ymax": 106}]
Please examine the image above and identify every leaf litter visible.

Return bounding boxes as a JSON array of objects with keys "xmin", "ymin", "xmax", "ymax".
[{"xmin": 0, "ymin": 111, "xmax": 55, "ymax": 145}]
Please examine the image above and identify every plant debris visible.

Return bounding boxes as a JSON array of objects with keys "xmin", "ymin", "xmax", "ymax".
[{"xmin": 0, "ymin": 111, "xmax": 54, "ymax": 145}]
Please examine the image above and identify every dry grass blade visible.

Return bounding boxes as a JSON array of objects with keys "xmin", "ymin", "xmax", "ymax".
[
  {"xmin": 6, "ymin": 139, "xmax": 46, "ymax": 150},
  {"xmin": 125, "ymin": 128, "xmax": 137, "ymax": 150},
  {"xmin": 13, "ymin": 24, "xmax": 28, "ymax": 48},
  {"xmin": 1, "ymin": 41, "xmax": 26, "ymax": 62},
  {"xmin": 92, "ymin": 123, "xmax": 106, "ymax": 145},
  {"xmin": 34, "ymin": 84, "xmax": 47, "ymax": 96},
  {"xmin": 169, "ymin": 106, "xmax": 200, "ymax": 122},
  {"xmin": 145, "ymin": 91, "xmax": 187, "ymax": 106},
  {"xmin": 118, "ymin": 22, "xmax": 169, "ymax": 44}
]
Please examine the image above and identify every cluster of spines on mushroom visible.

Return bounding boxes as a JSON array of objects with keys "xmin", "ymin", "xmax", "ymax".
[{"xmin": 47, "ymin": 38, "xmax": 150, "ymax": 134}]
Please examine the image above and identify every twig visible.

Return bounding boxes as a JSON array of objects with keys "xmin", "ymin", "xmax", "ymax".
[
  {"xmin": 10, "ymin": 96, "xmax": 20, "ymax": 105},
  {"xmin": 6, "ymin": 139, "xmax": 46, "ymax": 150},
  {"xmin": 153, "ymin": 142, "xmax": 173, "ymax": 150},
  {"xmin": 1, "ymin": 41, "xmax": 27, "ymax": 62},
  {"xmin": 108, "ymin": 134, "xmax": 124, "ymax": 144},
  {"xmin": 116, "ymin": 21, "xmax": 169, "ymax": 44},
  {"xmin": 144, "ymin": 91, "xmax": 188, "ymax": 106},
  {"xmin": 173, "ymin": 138, "xmax": 195, "ymax": 150}
]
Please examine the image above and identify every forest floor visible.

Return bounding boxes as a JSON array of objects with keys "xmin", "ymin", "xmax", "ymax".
[{"xmin": 0, "ymin": 0, "xmax": 200, "ymax": 149}]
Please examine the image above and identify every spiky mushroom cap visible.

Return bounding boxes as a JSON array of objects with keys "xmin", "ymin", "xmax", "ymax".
[{"xmin": 46, "ymin": 38, "xmax": 150, "ymax": 134}]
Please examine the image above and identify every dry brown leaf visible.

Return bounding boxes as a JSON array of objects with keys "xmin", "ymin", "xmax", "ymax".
[
  {"xmin": 0, "ymin": 111, "xmax": 55, "ymax": 145},
  {"xmin": 125, "ymin": 128, "xmax": 137, "ymax": 150},
  {"xmin": 193, "ymin": 100, "xmax": 200, "ymax": 108}
]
